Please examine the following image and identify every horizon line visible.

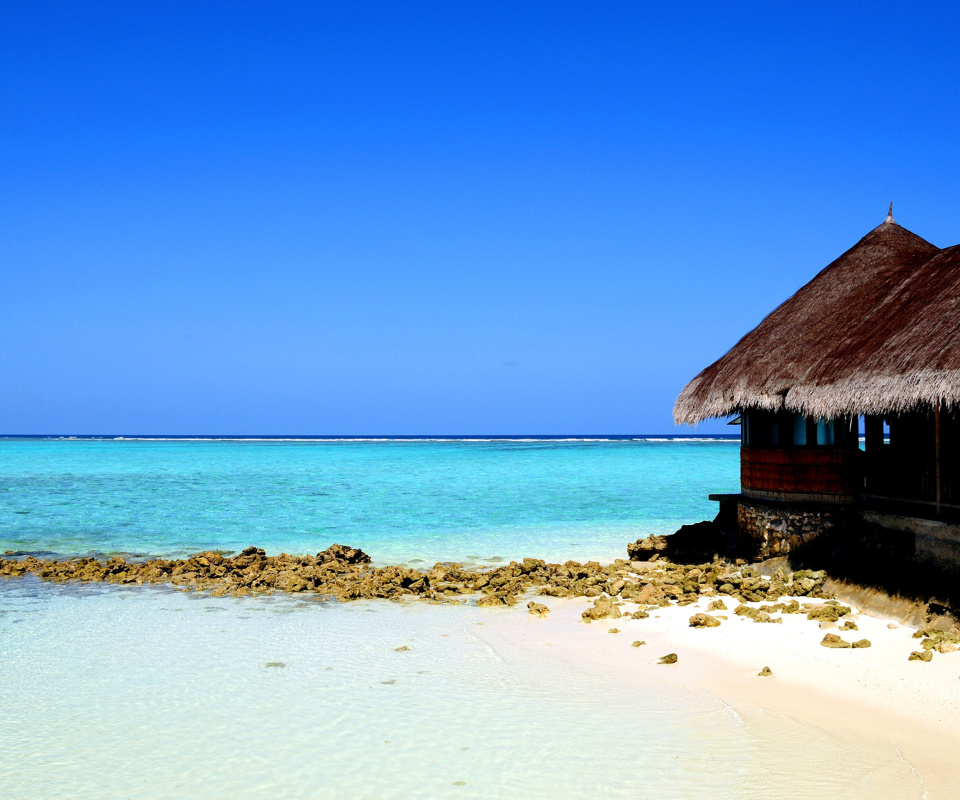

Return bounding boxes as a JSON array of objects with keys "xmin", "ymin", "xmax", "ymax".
[{"xmin": 0, "ymin": 433, "xmax": 740, "ymax": 441}]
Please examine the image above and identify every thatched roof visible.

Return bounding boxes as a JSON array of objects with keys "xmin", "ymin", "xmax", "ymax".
[{"xmin": 674, "ymin": 209, "xmax": 960, "ymax": 424}]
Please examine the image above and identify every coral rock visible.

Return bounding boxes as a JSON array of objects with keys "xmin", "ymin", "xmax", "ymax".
[
  {"xmin": 821, "ymin": 633, "xmax": 852, "ymax": 649},
  {"xmin": 689, "ymin": 613, "xmax": 721, "ymax": 628}
]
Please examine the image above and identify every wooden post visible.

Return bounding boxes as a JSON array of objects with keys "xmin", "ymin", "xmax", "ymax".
[{"xmin": 935, "ymin": 405, "xmax": 943, "ymax": 516}]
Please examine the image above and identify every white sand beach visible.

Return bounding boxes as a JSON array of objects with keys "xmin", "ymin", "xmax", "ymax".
[{"xmin": 480, "ymin": 591, "xmax": 960, "ymax": 798}]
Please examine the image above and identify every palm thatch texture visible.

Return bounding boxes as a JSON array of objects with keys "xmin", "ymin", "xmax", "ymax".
[{"xmin": 673, "ymin": 210, "xmax": 960, "ymax": 424}]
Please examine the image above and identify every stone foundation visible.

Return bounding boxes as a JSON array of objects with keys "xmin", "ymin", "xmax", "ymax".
[{"xmin": 736, "ymin": 499, "xmax": 842, "ymax": 559}]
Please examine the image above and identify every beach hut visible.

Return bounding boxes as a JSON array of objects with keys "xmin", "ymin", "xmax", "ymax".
[{"xmin": 674, "ymin": 206, "xmax": 960, "ymax": 562}]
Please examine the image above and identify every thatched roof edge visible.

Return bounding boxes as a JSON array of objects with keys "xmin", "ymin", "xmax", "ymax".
[
  {"xmin": 674, "ymin": 214, "xmax": 954, "ymax": 425},
  {"xmin": 674, "ymin": 368, "xmax": 960, "ymax": 424}
]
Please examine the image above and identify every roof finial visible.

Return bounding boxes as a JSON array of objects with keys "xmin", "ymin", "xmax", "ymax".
[{"xmin": 885, "ymin": 202, "xmax": 894, "ymax": 223}]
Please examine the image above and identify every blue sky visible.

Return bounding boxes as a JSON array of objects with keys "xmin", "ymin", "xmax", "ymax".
[{"xmin": 2, "ymin": 2, "xmax": 959, "ymax": 434}]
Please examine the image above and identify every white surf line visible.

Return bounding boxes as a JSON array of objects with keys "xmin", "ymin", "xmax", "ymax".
[{"xmin": 890, "ymin": 741, "xmax": 928, "ymax": 800}]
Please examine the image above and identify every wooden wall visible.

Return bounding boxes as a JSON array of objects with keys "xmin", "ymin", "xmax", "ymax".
[{"xmin": 741, "ymin": 446, "xmax": 860, "ymax": 500}]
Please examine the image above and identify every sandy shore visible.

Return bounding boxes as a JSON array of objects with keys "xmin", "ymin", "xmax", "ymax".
[{"xmin": 477, "ymin": 591, "xmax": 960, "ymax": 799}]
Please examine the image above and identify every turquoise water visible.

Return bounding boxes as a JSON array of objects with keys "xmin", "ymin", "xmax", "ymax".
[{"xmin": 0, "ymin": 438, "xmax": 739, "ymax": 563}]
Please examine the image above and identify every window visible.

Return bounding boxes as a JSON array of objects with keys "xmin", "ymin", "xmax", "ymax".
[
  {"xmin": 816, "ymin": 418, "xmax": 834, "ymax": 446},
  {"xmin": 793, "ymin": 415, "xmax": 807, "ymax": 445}
]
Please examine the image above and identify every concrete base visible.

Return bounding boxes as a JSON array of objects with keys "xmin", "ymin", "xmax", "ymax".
[
  {"xmin": 711, "ymin": 493, "xmax": 848, "ymax": 561},
  {"xmin": 861, "ymin": 510, "xmax": 960, "ymax": 569},
  {"xmin": 711, "ymin": 494, "xmax": 960, "ymax": 573}
]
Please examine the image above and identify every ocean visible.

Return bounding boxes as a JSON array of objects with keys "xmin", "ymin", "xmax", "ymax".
[{"xmin": 0, "ymin": 436, "xmax": 740, "ymax": 563}]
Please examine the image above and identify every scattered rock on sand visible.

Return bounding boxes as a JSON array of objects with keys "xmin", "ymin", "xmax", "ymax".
[
  {"xmin": 477, "ymin": 595, "xmax": 508, "ymax": 607},
  {"xmin": 852, "ymin": 639, "xmax": 872, "ymax": 648},
  {"xmin": 581, "ymin": 596, "xmax": 622, "ymax": 621},
  {"xmin": 909, "ymin": 650, "xmax": 934, "ymax": 662},
  {"xmin": 608, "ymin": 628, "xmax": 620, "ymax": 634},
  {"xmin": 631, "ymin": 609, "xmax": 650, "ymax": 619},
  {"xmin": 888, "ymin": 623, "xmax": 899, "ymax": 629},
  {"xmin": 395, "ymin": 646, "xmax": 409, "ymax": 652},
  {"xmin": 658, "ymin": 653, "xmax": 678, "ymax": 664},
  {"xmin": 707, "ymin": 599, "xmax": 727, "ymax": 612},
  {"xmin": 754, "ymin": 612, "xmax": 782, "ymax": 624},
  {"xmin": 689, "ymin": 612, "xmax": 720, "ymax": 628},
  {"xmin": 631, "ymin": 640, "xmax": 645, "ymax": 647},
  {"xmin": 758, "ymin": 666, "xmax": 772, "ymax": 677},
  {"xmin": 840, "ymin": 620, "xmax": 858, "ymax": 631},
  {"xmin": 821, "ymin": 633, "xmax": 852, "ymax": 649},
  {"xmin": 527, "ymin": 601, "xmax": 550, "ymax": 617},
  {"xmin": 807, "ymin": 604, "xmax": 851, "ymax": 623}
]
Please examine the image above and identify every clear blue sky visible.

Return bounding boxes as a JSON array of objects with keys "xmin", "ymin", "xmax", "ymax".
[{"xmin": 3, "ymin": 2, "xmax": 959, "ymax": 435}]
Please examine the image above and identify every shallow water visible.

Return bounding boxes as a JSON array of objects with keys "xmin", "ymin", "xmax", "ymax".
[
  {"xmin": 0, "ymin": 579, "xmax": 920, "ymax": 799},
  {"xmin": 0, "ymin": 437, "xmax": 738, "ymax": 563}
]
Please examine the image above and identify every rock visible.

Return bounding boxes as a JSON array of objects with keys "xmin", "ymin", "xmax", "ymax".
[
  {"xmin": 754, "ymin": 612, "xmax": 782, "ymax": 624},
  {"xmin": 689, "ymin": 613, "xmax": 721, "ymax": 628},
  {"xmin": 581, "ymin": 596, "xmax": 622, "ymax": 621},
  {"xmin": 658, "ymin": 653, "xmax": 678, "ymax": 664},
  {"xmin": 852, "ymin": 639, "xmax": 871, "ymax": 648},
  {"xmin": 626, "ymin": 536, "xmax": 667, "ymax": 561},
  {"xmin": 707, "ymin": 599, "xmax": 727, "ymax": 612},
  {"xmin": 758, "ymin": 666, "xmax": 772, "ymax": 677},
  {"xmin": 662, "ymin": 520, "xmax": 728, "ymax": 563},
  {"xmin": 819, "ymin": 620, "xmax": 837, "ymax": 630},
  {"xmin": 477, "ymin": 594, "xmax": 506, "ymax": 607},
  {"xmin": 821, "ymin": 633, "xmax": 852, "ymax": 649},
  {"xmin": 630, "ymin": 609, "xmax": 650, "ymax": 619},
  {"xmin": 840, "ymin": 620, "xmax": 858, "ymax": 631},
  {"xmin": 527, "ymin": 601, "xmax": 550, "ymax": 617},
  {"xmin": 909, "ymin": 650, "xmax": 933, "ymax": 662},
  {"xmin": 317, "ymin": 544, "xmax": 371, "ymax": 565},
  {"xmin": 631, "ymin": 640, "xmax": 645, "ymax": 647},
  {"xmin": 806, "ymin": 604, "xmax": 851, "ymax": 623},
  {"xmin": 637, "ymin": 584, "xmax": 662, "ymax": 604},
  {"xmin": 887, "ymin": 623, "xmax": 899, "ymax": 629},
  {"xmin": 264, "ymin": 662, "xmax": 286, "ymax": 668},
  {"xmin": 395, "ymin": 646, "xmax": 409, "ymax": 652},
  {"xmin": 274, "ymin": 571, "xmax": 307, "ymax": 592},
  {"xmin": 608, "ymin": 628, "xmax": 620, "ymax": 634}
]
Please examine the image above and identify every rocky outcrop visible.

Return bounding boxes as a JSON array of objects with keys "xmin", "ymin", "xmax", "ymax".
[
  {"xmin": 628, "ymin": 520, "xmax": 729, "ymax": 564},
  {"xmin": 0, "ymin": 544, "xmax": 836, "ymax": 609},
  {"xmin": 627, "ymin": 536, "xmax": 667, "ymax": 561}
]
